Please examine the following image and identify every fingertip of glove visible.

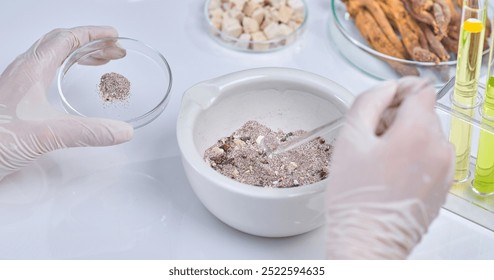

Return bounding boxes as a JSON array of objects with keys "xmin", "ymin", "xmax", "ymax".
[
  {"xmin": 92, "ymin": 119, "xmax": 134, "ymax": 144},
  {"xmin": 357, "ymin": 80, "xmax": 398, "ymax": 104},
  {"xmin": 108, "ymin": 121, "xmax": 134, "ymax": 144}
]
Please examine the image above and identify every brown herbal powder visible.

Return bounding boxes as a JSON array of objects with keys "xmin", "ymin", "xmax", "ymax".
[
  {"xmin": 98, "ymin": 72, "xmax": 131, "ymax": 102},
  {"xmin": 204, "ymin": 120, "xmax": 333, "ymax": 188}
]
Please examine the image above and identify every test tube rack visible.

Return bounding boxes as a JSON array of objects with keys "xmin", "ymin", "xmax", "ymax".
[{"xmin": 438, "ymin": 81, "xmax": 494, "ymax": 232}]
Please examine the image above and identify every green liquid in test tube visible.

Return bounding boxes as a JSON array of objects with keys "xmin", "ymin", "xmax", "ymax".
[
  {"xmin": 473, "ymin": 75, "xmax": 494, "ymax": 194},
  {"xmin": 449, "ymin": 0, "xmax": 488, "ymax": 182}
]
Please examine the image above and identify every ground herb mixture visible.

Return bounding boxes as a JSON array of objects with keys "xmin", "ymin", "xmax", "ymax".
[
  {"xmin": 204, "ymin": 120, "xmax": 333, "ymax": 188},
  {"xmin": 98, "ymin": 72, "xmax": 131, "ymax": 102}
]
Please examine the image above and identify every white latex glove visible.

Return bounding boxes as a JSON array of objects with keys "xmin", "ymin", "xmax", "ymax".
[
  {"xmin": 325, "ymin": 77, "xmax": 455, "ymax": 259},
  {"xmin": 0, "ymin": 26, "xmax": 134, "ymax": 181}
]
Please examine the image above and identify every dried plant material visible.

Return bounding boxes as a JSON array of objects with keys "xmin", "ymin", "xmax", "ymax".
[
  {"xmin": 402, "ymin": 0, "xmax": 448, "ymax": 36},
  {"xmin": 441, "ymin": 36, "xmax": 459, "ymax": 54},
  {"xmin": 343, "ymin": 0, "xmax": 490, "ymax": 76},
  {"xmin": 485, "ymin": 18, "xmax": 492, "ymax": 50},
  {"xmin": 207, "ymin": 0, "xmax": 306, "ymax": 50},
  {"xmin": 421, "ymin": 22, "xmax": 450, "ymax": 60},
  {"xmin": 352, "ymin": 7, "xmax": 419, "ymax": 75},
  {"xmin": 444, "ymin": 0, "xmax": 461, "ymax": 20},
  {"xmin": 98, "ymin": 72, "xmax": 131, "ymax": 103},
  {"xmin": 204, "ymin": 120, "xmax": 333, "ymax": 188},
  {"xmin": 346, "ymin": 0, "xmax": 407, "ymax": 58},
  {"xmin": 434, "ymin": 0, "xmax": 452, "ymax": 36},
  {"xmin": 377, "ymin": 0, "xmax": 439, "ymax": 63}
]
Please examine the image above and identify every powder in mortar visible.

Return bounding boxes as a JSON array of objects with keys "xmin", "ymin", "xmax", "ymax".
[
  {"xmin": 204, "ymin": 120, "xmax": 333, "ymax": 188},
  {"xmin": 98, "ymin": 72, "xmax": 131, "ymax": 102}
]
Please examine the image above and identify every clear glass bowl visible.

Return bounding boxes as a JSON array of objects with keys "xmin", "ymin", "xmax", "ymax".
[
  {"xmin": 57, "ymin": 37, "xmax": 172, "ymax": 128},
  {"xmin": 205, "ymin": 0, "xmax": 308, "ymax": 52},
  {"xmin": 329, "ymin": 0, "xmax": 490, "ymax": 88}
]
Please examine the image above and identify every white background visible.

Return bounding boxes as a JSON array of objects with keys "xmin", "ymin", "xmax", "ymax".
[{"xmin": 0, "ymin": 0, "xmax": 493, "ymax": 259}]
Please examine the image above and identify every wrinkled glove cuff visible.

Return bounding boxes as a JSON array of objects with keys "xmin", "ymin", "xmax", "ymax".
[{"xmin": 326, "ymin": 198, "xmax": 428, "ymax": 259}]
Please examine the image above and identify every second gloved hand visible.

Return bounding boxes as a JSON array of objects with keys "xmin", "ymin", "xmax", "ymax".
[
  {"xmin": 325, "ymin": 77, "xmax": 455, "ymax": 259},
  {"xmin": 0, "ymin": 26, "xmax": 134, "ymax": 181}
]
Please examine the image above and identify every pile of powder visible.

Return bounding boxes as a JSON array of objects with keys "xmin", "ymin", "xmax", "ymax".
[
  {"xmin": 98, "ymin": 72, "xmax": 131, "ymax": 102},
  {"xmin": 204, "ymin": 120, "xmax": 333, "ymax": 188}
]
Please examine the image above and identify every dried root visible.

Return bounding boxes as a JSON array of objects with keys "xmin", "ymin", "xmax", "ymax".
[
  {"xmin": 353, "ymin": 8, "xmax": 419, "ymax": 75},
  {"xmin": 343, "ymin": 0, "xmax": 491, "ymax": 76},
  {"xmin": 345, "ymin": 0, "xmax": 407, "ymax": 58},
  {"xmin": 378, "ymin": 0, "xmax": 439, "ymax": 63}
]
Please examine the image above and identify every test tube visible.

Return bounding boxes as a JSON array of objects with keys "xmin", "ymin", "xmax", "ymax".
[
  {"xmin": 473, "ymin": 31, "xmax": 494, "ymax": 195},
  {"xmin": 449, "ymin": 0, "xmax": 488, "ymax": 182}
]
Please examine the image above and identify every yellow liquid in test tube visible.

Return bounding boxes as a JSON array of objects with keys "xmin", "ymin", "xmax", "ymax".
[
  {"xmin": 473, "ymin": 77, "xmax": 494, "ymax": 194},
  {"xmin": 449, "ymin": 16, "xmax": 486, "ymax": 181},
  {"xmin": 464, "ymin": 18, "xmax": 484, "ymax": 32}
]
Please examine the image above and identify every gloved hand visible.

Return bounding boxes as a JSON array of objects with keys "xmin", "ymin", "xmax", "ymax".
[
  {"xmin": 325, "ymin": 77, "xmax": 455, "ymax": 259},
  {"xmin": 0, "ymin": 26, "xmax": 134, "ymax": 181}
]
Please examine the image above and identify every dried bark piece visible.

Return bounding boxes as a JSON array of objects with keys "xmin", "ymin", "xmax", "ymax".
[
  {"xmin": 353, "ymin": 10, "xmax": 401, "ymax": 58},
  {"xmin": 485, "ymin": 18, "xmax": 492, "ymax": 49},
  {"xmin": 354, "ymin": 9, "xmax": 419, "ymax": 75},
  {"xmin": 402, "ymin": 0, "xmax": 451, "ymax": 38},
  {"xmin": 412, "ymin": 46, "xmax": 440, "ymax": 62},
  {"xmin": 441, "ymin": 36, "xmax": 459, "ymax": 54},
  {"xmin": 346, "ymin": 0, "xmax": 407, "ymax": 58},
  {"xmin": 421, "ymin": 22, "xmax": 450, "ymax": 61},
  {"xmin": 448, "ymin": 16, "xmax": 461, "ymax": 40},
  {"xmin": 378, "ymin": 0, "xmax": 439, "ymax": 62},
  {"xmin": 434, "ymin": 0, "xmax": 452, "ymax": 38},
  {"xmin": 404, "ymin": 0, "xmax": 438, "ymax": 33},
  {"xmin": 444, "ymin": 0, "xmax": 461, "ymax": 22}
]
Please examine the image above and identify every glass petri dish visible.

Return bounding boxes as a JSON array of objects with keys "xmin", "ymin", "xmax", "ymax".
[
  {"xmin": 204, "ymin": 0, "xmax": 308, "ymax": 52},
  {"xmin": 57, "ymin": 37, "xmax": 172, "ymax": 128},
  {"xmin": 329, "ymin": 0, "xmax": 490, "ymax": 88}
]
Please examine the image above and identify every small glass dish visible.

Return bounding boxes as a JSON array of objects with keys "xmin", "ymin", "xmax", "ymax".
[
  {"xmin": 205, "ymin": 0, "xmax": 308, "ymax": 52},
  {"xmin": 57, "ymin": 37, "xmax": 172, "ymax": 128},
  {"xmin": 329, "ymin": 0, "xmax": 491, "ymax": 88}
]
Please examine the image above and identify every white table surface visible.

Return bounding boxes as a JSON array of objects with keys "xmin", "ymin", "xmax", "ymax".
[{"xmin": 1, "ymin": 0, "xmax": 494, "ymax": 259}]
